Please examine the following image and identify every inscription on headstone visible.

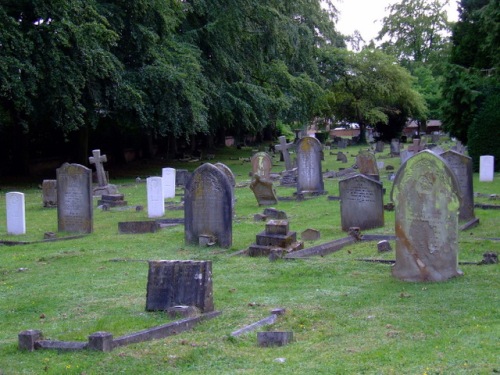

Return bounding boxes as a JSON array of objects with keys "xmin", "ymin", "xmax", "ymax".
[
  {"xmin": 251, "ymin": 152, "xmax": 272, "ymax": 180},
  {"xmin": 339, "ymin": 175, "xmax": 384, "ymax": 231},
  {"xmin": 57, "ymin": 163, "xmax": 93, "ymax": 233},
  {"xmin": 184, "ymin": 163, "xmax": 232, "ymax": 248},
  {"xmin": 6, "ymin": 192, "xmax": 26, "ymax": 235},
  {"xmin": 391, "ymin": 151, "xmax": 462, "ymax": 282}
]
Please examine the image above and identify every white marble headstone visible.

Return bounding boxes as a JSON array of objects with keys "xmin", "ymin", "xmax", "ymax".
[
  {"xmin": 147, "ymin": 177, "xmax": 165, "ymax": 218},
  {"xmin": 6, "ymin": 192, "xmax": 26, "ymax": 235},
  {"xmin": 162, "ymin": 168, "xmax": 176, "ymax": 199},
  {"xmin": 479, "ymin": 155, "xmax": 494, "ymax": 182}
]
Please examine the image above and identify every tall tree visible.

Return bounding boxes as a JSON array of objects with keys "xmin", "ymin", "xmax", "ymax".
[{"xmin": 326, "ymin": 48, "xmax": 427, "ymax": 143}]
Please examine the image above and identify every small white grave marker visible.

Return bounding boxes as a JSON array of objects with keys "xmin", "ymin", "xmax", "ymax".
[
  {"xmin": 479, "ymin": 155, "xmax": 494, "ymax": 182},
  {"xmin": 6, "ymin": 192, "xmax": 26, "ymax": 235},
  {"xmin": 147, "ymin": 177, "xmax": 165, "ymax": 218},
  {"xmin": 162, "ymin": 168, "xmax": 176, "ymax": 199}
]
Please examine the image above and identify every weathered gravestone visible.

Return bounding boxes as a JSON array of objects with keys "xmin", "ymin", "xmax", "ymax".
[
  {"xmin": 337, "ymin": 152, "xmax": 348, "ymax": 163},
  {"xmin": 175, "ymin": 169, "xmax": 191, "ymax": 186},
  {"xmin": 146, "ymin": 260, "xmax": 214, "ymax": 312},
  {"xmin": 251, "ymin": 152, "xmax": 272, "ymax": 180},
  {"xmin": 391, "ymin": 151, "xmax": 462, "ymax": 282},
  {"xmin": 339, "ymin": 174, "xmax": 384, "ymax": 231},
  {"xmin": 147, "ymin": 177, "xmax": 165, "ymax": 218},
  {"xmin": 356, "ymin": 150, "xmax": 380, "ymax": 181},
  {"xmin": 250, "ymin": 175, "xmax": 278, "ymax": 206},
  {"xmin": 400, "ymin": 150, "xmax": 414, "ymax": 164},
  {"xmin": 479, "ymin": 155, "xmax": 494, "ymax": 182},
  {"xmin": 337, "ymin": 138, "xmax": 347, "ymax": 149},
  {"xmin": 296, "ymin": 137, "xmax": 326, "ymax": 195},
  {"xmin": 408, "ymin": 139, "xmax": 425, "ymax": 153},
  {"xmin": 162, "ymin": 168, "xmax": 176, "ymax": 199},
  {"xmin": 6, "ymin": 192, "xmax": 26, "ymax": 235},
  {"xmin": 440, "ymin": 150, "xmax": 475, "ymax": 222},
  {"xmin": 57, "ymin": 163, "xmax": 93, "ymax": 233},
  {"xmin": 375, "ymin": 141, "xmax": 384, "ymax": 153},
  {"xmin": 42, "ymin": 180, "xmax": 57, "ymax": 208},
  {"xmin": 184, "ymin": 163, "xmax": 232, "ymax": 248},
  {"xmin": 88, "ymin": 149, "xmax": 118, "ymax": 195},
  {"xmin": 390, "ymin": 139, "xmax": 400, "ymax": 156},
  {"xmin": 275, "ymin": 136, "xmax": 295, "ymax": 171}
]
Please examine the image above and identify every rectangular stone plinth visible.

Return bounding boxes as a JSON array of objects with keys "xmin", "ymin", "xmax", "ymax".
[
  {"xmin": 265, "ymin": 220, "xmax": 289, "ymax": 235},
  {"xmin": 255, "ymin": 231, "xmax": 296, "ymax": 248},
  {"xmin": 257, "ymin": 331, "xmax": 293, "ymax": 347}
]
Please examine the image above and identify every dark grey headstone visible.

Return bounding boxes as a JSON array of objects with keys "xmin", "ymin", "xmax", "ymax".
[
  {"xmin": 56, "ymin": 163, "xmax": 93, "ymax": 233},
  {"xmin": 42, "ymin": 180, "xmax": 57, "ymax": 208},
  {"xmin": 440, "ymin": 150, "xmax": 475, "ymax": 222},
  {"xmin": 175, "ymin": 169, "xmax": 192, "ymax": 186},
  {"xmin": 184, "ymin": 163, "xmax": 232, "ymax": 248},
  {"xmin": 296, "ymin": 137, "xmax": 325, "ymax": 195},
  {"xmin": 146, "ymin": 260, "xmax": 214, "ymax": 312},
  {"xmin": 391, "ymin": 150, "xmax": 462, "ymax": 282},
  {"xmin": 339, "ymin": 174, "xmax": 384, "ymax": 231}
]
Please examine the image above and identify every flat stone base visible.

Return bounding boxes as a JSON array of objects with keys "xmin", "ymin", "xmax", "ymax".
[{"xmin": 257, "ymin": 331, "xmax": 293, "ymax": 347}]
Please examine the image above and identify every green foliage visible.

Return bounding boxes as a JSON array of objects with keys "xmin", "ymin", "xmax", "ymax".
[{"xmin": 467, "ymin": 85, "xmax": 500, "ymax": 171}]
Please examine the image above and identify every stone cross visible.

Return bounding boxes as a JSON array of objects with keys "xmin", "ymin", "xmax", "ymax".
[
  {"xmin": 275, "ymin": 136, "xmax": 294, "ymax": 171},
  {"xmin": 89, "ymin": 149, "xmax": 108, "ymax": 187},
  {"xmin": 408, "ymin": 139, "xmax": 425, "ymax": 153}
]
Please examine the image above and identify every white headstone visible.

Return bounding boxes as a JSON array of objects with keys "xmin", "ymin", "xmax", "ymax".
[
  {"xmin": 6, "ymin": 192, "xmax": 26, "ymax": 235},
  {"xmin": 147, "ymin": 177, "xmax": 165, "ymax": 218},
  {"xmin": 479, "ymin": 155, "xmax": 494, "ymax": 182},
  {"xmin": 162, "ymin": 168, "xmax": 176, "ymax": 199}
]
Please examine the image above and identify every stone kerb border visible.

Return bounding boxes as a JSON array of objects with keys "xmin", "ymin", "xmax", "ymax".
[{"xmin": 19, "ymin": 311, "xmax": 221, "ymax": 352}]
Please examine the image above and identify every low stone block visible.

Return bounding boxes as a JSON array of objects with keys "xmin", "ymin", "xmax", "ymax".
[
  {"xmin": 265, "ymin": 220, "xmax": 289, "ymax": 235},
  {"xmin": 301, "ymin": 228, "xmax": 320, "ymax": 241},
  {"xmin": 257, "ymin": 331, "xmax": 293, "ymax": 347},
  {"xmin": 18, "ymin": 330, "xmax": 42, "ymax": 351},
  {"xmin": 88, "ymin": 332, "xmax": 113, "ymax": 352},
  {"xmin": 118, "ymin": 221, "xmax": 160, "ymax": 234}
]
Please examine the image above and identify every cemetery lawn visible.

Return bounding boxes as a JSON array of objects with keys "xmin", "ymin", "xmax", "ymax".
[{"xmin": 0, "ymin": 144, "xmax": 499, "ymax": 375}]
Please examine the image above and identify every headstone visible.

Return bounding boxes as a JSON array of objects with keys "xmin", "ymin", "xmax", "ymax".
[
  {"xmin": 431, "ymin": 133, "xmax": 440, "ymax": 143},
  {"xmin": 88, "ymin": 149, "xmax": 118, "ymax": 195},
  {"xmin": 408, "ymin": 139, "xmax": 424, "ymax": 153},
  {"xmin": 147, "ymin": 177, "xmax": 165, "ymax": 218},
  {"xmin": 42, "ymin": 180, "xmax": 57, "ymax": 208},
  {"xmin": 251, "ymin": 152, "xmax": 272, "ymax": 180},
  {"xmin": 275, "ymin": 136, "xmax": 295, "ymax": 171},
  {"xmin": 451, "ymin": 141, "xmax": 466, "ymax": 154},
  {"xmin": 301, "ymin": 228, "xmax": 321, "ymax": 241},
  {"xmin": 390, "ymin": 139, "xmax": 400, "ymax": 156},
  {"xmin": 339, "ymin": 174, "xmax": 384, "ymax": 231},
  {"xmin": 400, "ymin": 150, "xmax": 414, "ymax": 164},
  {"xmin": 146, "ymin": 260, "xmax": 214, "ymax": 313},
  {"xmin": 175, "ymin": 169, "xmax": 191, "ymax": 186},
  {"xmin": 162, "ymin": 168, "xmax": 176, "ymax": 199},
  {"xmin": 337, "ymin": 139, "xmax": 347, "ymax": 149},
  {"xmin": 377, "ymin": 240, "xmax": 392, "ymax": 253},
  {"xmin": 6, "ymin": 192, "xmax": 26, "ymax": 235},
  {"xmin": 57, "ymin": 163, "xmax": 93, "ymax": 233},
  {"xmin": 337, "ymin": 152, "xmax": 348, "ymax": 163},
  {"xmin": 296, "ymin": 137, "xmax": 326, "ymax": 195},
  {"xmin": 440, "ymin": 150, "xmax": 475, "ymax": 221},
  {"xmin": 248, "ymin": 220, "xmax": 303, "ymax": 257},
  {"xmin": 250, "ymin": 175, "xmax": 278, "ymax": 206},
  {"xmin": 391, "ymin": 150, "xmax": 462, "ymax": 282},
  {"xmin": 257, "ymin": 331, "xmax": 293, "ymax": 347},
  {"xmin": 479, "ymin": 155, "xmax": 494, "ymax": 182},
  {"xmin": 375, "ymin": 141, "xmax": 384, "ymax": 153},
  {"xmin": 356, "ymin": 151, "xmax": 380, "ymax": 180},
  {"xmin": 184, "ymin": 163, "xmax": 232, "ymax": 248},
  {"xmin": 263, "ymin": 208, "xmax": 287, "ymax": 220}
]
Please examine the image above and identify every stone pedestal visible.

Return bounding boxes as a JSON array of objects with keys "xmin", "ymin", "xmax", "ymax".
[
  {"xmin": 248, "ymin": 220, "xmax": 303, "ymax": 257},
  {"xmin": 98, "ymin": 194, "xmax": 127, "ymax": 207}
]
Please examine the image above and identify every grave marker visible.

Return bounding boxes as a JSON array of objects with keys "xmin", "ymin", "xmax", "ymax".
[
  {"xmin": 42, "ymin": 180, "xmax": 57, "ymax": 208},
  {"xmin": 479, "ymin": 155, "xmax": 494, "ymax": 182},
  {"xmin": 339, "ymin": 174, "xmax": 384, "ymax": 231},
  {"xmin": 57, "ymin": 163, "xmax": 93, "ymax": 233},
  {"xmin": 251, "ymin": 152, "xmax": 272, "ymax": 180},
  {"xmin": 356, "ymin": 150, "xmax": 380, "ymax": 180},
  {"xmin": 88, "ymin": 149, "xmax": 118, "ymax": 195},
  {"xmin": 250, "ymin": 176, "xmax": 278, "ymax": 206},
  {"xmin": 275, "ymin": 136, "xmax": 294, "ymax": 171},
  {"xmin": 296, "ymin": 136, "xmax": 325, "ymax": 195},
  {"xmin": 184, "ymin": 163, "xmax": 232, "ymax": 248},
  {"xmin": 6, "ymin": 192, "xmax": 26, "ymax": 235},
  {"xmin": 391, "ymin": 151, "xmax": 462, "ymax": 282},
  {"xmin": 147, "ymin": 177, "xmax": 165, "ymax": 218},
  {"xmin": 408, "ymin": 139, "xmax": 425, "ymax": 153},
  {"xmin": 440, "ymin": 150, "xmax": 475, "ymax": 222},
  {"xmin": 146, "ymin": 260, "xmax": 214, "ymax": 312},
  {"xmin": 162, "ymin": 168, "xmax": 176, "ymax": 199}
]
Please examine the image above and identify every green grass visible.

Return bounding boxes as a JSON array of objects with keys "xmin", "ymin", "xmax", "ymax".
[{"xmin": 0, "ymin": 144, "xmax": 499, "ymax": 374}]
